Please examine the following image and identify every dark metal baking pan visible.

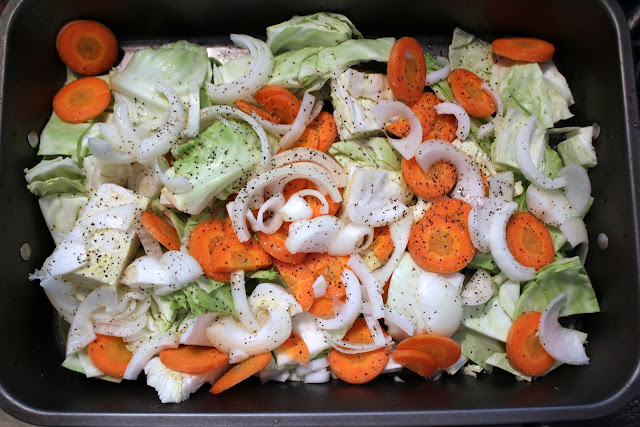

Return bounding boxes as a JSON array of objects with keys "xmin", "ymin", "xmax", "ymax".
[{"xmin": 0, "ymin": 0, "xmax": 639, "ymax": 425}]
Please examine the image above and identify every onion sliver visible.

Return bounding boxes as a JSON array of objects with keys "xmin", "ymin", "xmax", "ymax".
[
  {"xmin": 312, "ymin": 275, "xmax": 327, "ymax": 298},
  {"xmin": 154, "ymin": 158, "xmax": 192, "ymax": 194},
  {"xmin": 435, "ymin": 102, "xmax": 470, "ymax": 141},
  {"xmin": 323, "ymin": 330, "xmax": 391, "ymax": 354},
  {"xmin": 488, "ymin": 202, "xmax": 536, "ymax": 282},
  {"xmin": 558, "ymin": 164, "xmax": 591, "ymax": 217},
  {"xmin": 516, "ymin": 116, "xmax": 567, "ymax": 190},
  {"xmin": 123, "ymin": 331, "xmax": 180, "ymax": 380},
  {"xmin": 41, "ymin": 277, "xmax": 78, "ymax": 323},
  {"xmin": 374, "ymin": 211, "xmax": 414, "ymax": 285},
  {"xmin": 328, "ymin": 223, "xmax": 374, "ymax": 256},
  {"xmin": 415, "ymin": 140, "xmax": 485, "ymax": 205},
  {"xmin": 206, "ymin": 34, "xmax": 273, "ymax": 105},
  {"xmin": 372, "ymin": 100, "xmax": 422, "ymax": 159},
  {"xmin": 249, "ymin": 110, "xmax": 292, "ymax": 135},
  {"xmin": 291, "ymin": 189, "xmax": 329, "ymax": 214},
  {"xmin": 383, "ymin": 307, "xmax": 415, "ymax": 337},
  {"xmin": 526, "ymin": 185, "xmax": 574, "ymax": 227},
  {"xmin": 315, "ymin": 268, "xmax": 362, "ymax": 330},
  {"xmin": 94, "ymin": 317, "xmax": 146, "ymax": 337},
  {"xmin": 88, "ymin": 137, "xmax": 136, "ymax": 164},
  {"xmin": 539, "ymin": 293, "xmax": 589, "ymax": 365},
  {"xmin": 265, "ymin": 147, "xmax": 346, "ymax": 188},
  {"xmin": 113, "ymin": 100, "xmax": 140, "ymax": 152},
  {"xmin": 66, "ymin": 287, "xmax": 117, "ymax": 355},
  {"xmin": 559, "ymin": 217, "xmax": 588, "ymax": 248},
  {"xmin": 278, "ymin": 93, "xmax": 322, "ymax": 150},
  {"xmin": 180, "ymin": 313, "xmax": 219, "ymax": 346},
  {"xmin": 425, "ymin": 56, "xmax": 450, "ymax": 86},
  {"xmin": 476, "ymin": 83, "xmax": 503, "ymax": 140},
  {"xmin": 348, "ymin": 254, "xmax": 384, "ymax": 319},
  {"xmin": 135, "ymin": 219, "xmax": 164, "ymax": 260},
  {"xmin": 182, "ymin": 78, "xmax": 201, "ymax": 137},
  {"xmin": 364, "ymin": 314, "xmax": 390, "ymax": 347},
  {"xmin": 231, "ymin": 270, "xmax": 260, "ymax": 333},
  {"xmin": 461, "ymin": 268, "xmax": 494, "ymax": 306},
  {"xmin": 247, "ymin": 193, "xmax": 285, "ymax": 234}
]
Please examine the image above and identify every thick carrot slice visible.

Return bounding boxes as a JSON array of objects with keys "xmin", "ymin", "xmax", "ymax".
[
  {"xmin": 257, "ymin": 223, "xmax": 307, "ymax": 264},
  {"xmin": 87, "ymin": 334, "xmax": 132, "ymax": 378},
  {"xmin": 401, "ymin": 157, "xmax": 458, "ymax": 199},
  {"xmin": 253, "ymin": 85, "xmax": 301, "ymax": 124},
  {"xmin": 140, "ymin": 211, "xmax": 180, "ymax": 250},
  {"xmin": 279, "ymin": 128, "xmax": 318, "ymax": 153},
  {"xmin": 328, "ymin": 318, "xmax": 390, "ymax": 384},
  {"xmin": 391, "ymin": 348, "xmax": 438, "ymax": 378},
  {"xmin": 308, "ymin": 111, "xmax": 338, "ymax": 152},
  {"xmin": 210, "ymin": 352, "xmax": 272, "ymax": 395},
  {"xmin": 56, "ymin": 20, "xmax": 118, "ymax": 76},
  {"xmin": 371, "ymin": 226, "xmax": 394, "ymax": 263},
  {"xmin": 506, "ymin": 211, "xmax": 555, "ymax": 270},
  {"xmin": 447, "ymin": 69, "xmax": 496, "ymax": 118},
  {"xmin": 425, "ymin": 110, "xmax": 457, "ymax": 142},
  {"xmin": 273, "ymin": 258, "xmax": 316, "ymax": 311},
  {"xmin": 275, "ymin": 332, "xmax": 310, "ymax": 366},
  {"xmin": 283, "ymin": 178, "xmax": 309, "ymax": 200},
  {"xmin": 52, "ymin": 77, "xmax": 111, "ymax": 124},
  {"xmin": 387, "ymin": 92, "xmax": 438, "ymax": 139},
  {"xmin": 426, "ymin": 198, "xmax": 472, "ymax": 229},
  {"xmin": 395, "ymin": 334, "xmax": 462, "ymax": 369},
  {"xmin": 387, "ymin": 37, "xmax": 426, "ymax": 102},
  {"xmin": 408, "ymin": 215, "xmax": 475, "ymax": 273},
  {"xmin": 160, "ymin": 345, "xmax": 229, "ymax": 374},
  {"xmin": 492, "ymin": 37, "xmax": 555, "ymax": 63},
  {"xmin": 234, "ymin": 100, "xmax": 282, "ymax": 123},
  {"xmin": 507, "ymin": 311, "xmax": 554, "ymax": 376}
]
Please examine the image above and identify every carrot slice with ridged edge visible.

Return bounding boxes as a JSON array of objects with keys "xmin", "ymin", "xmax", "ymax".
[
  {"xmin": 160, "ymin": 345, "xmax": 229, "ymax": 374},
  {"xmin": 447, "ymin": 68, "xmax": 496, "ymax": 118},
  {"xmin": 387, "ymin": 37, "xmax": 426, "ymax": 102},
  {"xmin": 52, "ymin": 77, "xmax": 111, "ymax": 123},
  {"xmin": 56, "ymin": 20, "xmax": 118, "ymax": 76},
  {"xmin": 492, "ymin": 37, "xmax": 555, "ymax": 63},
  {"xmin": 401, "ymin": 157, "xmax": 458, "ymax": 199},
  {"xmin": 506, "ymin": 211, "xmax": 555, "ymax": 270},
  {"xmin": 87, "ymin": 334, "xmax": 132, "ymax": 378},
  {"xmin": 395, "ymin": 334, "xmax": 461, "ymax": 369},
  {"xmin": 140, "ymin": 211, "xmax": 180, "ymax": 250},
  {"xmin": 391, "ymin": 348, "xmax": 438, "ymax": 378},
  {"xmin": 210, "ymin": 352, "xmax": 273, "ymax": 395},
  {"xmin": 507, "ymin": 311, "xmax": 555, "ymax": 376}
]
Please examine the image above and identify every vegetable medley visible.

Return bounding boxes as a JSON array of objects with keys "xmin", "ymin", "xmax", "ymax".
[{"xmin": 26, "ymin": 13, "xmax": 600, "ymax": 403}]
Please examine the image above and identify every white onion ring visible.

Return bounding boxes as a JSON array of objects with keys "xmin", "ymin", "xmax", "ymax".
[
  {"xmin": 292, "ymin": 189, "xmax": 329, "ymax": 214},
  {"xmin": 182, "ymin": 78, "xmax": 201, "ymax": 137},
  {"xmin": 469, "ymin": 172, "xmax": 515, "ymax": 253},
  {"xmin": 559, "ymin": 217, "xmax": 588, "ymax": 248},
  {"xmin": 231, "ymin": 270, "xmax": 260, "ymax": 333},
  {"xmin": 88, "ymin": 137, "xmax": 136, "ymax": 164},
  {"xmin": 539, "ymin": 293, "xmax": 589, "ymax": 365},
  {"xmin": 123, "ymin": 332, "xmax": 180, "ymax": 380},
  {"xmin": 477, "ymin": 83, "xmax": 504, "ymax": 140},
  {"xmin": 461, "ymin": 268, "xmax": 494, "ymax": 306},
  {"xmin": 516, "ymin": 116, "xmax": 567, "ymax": 190},
  {"xmin": 180, "ymin": 313, "xmax": 219, "ymax": 346},
  {"xmin": 113, "ymin": 100, "xmax": 140, "ymax": 152},
  {"xmin": 286, "ymin": 216, "xmax": 342, "ymax": 254},
  {"xmin": 526, "ymin": 185, "xmax": 574, "ymax": 227},
  {"xmin": 364, "ymin": 314, "xmax": 390, "ymax": 347},
  {"xmin": 278, "ymin": 93, "xmax": 322, "ymax": 150},
  {"xmin": 374, "ymin": 211, "xmax": 413, "ymax": 285},
  {"xmin": 249, "ymin": 110, "xmax": 292, "ymax": 135},
  {"xmin": 246, "ymin": 193, "xmax": 286, "ymax": 234},
  {"xmin": 315, "ymin": 268, "xmax": 362, "ymax": 330},
  {"xmin": 383, "ymin": 307, "xmax": 415, "ymax": 336},
  {"xmin": 348, "ymin": 254, "xmax": 384, "ymax": 319},
  {"xmin": 435, "ymin": 102, "xmax": 470, "ymax": 140},
  {"xmin": 328, "ymin": 223, "xmax": 374, "ymax": 256},
  {"xmin": 154, "ymin": 158, "xmax": 193, "ymax": 194},
  {"xmin": 94, "ymin": 317, "xmax": 147, "ymax": 337},
  {"xmin": 206, "ymin": 34, "xmax": 274, "ymax": 105},
  {"xmin": 279, "ymin": 194, "xmax": 314, "ymax": 222},
  {"xmin": 372, "ymin": 100, "xmax": 422, "ymax": 159},
  {"xmin": 322, "ymin": 330, "xmax": 392, "ymax": 354},
  {"xmin": 66, "ymin": 287, "xmax": 117, "ymax": 355},
  {"xmin": 264, "ymin": 147, "xmax": 346, "ymax": 188},
  {"xmin": 558, "ymin": 164, "xmax": 591, "ymax": 217},
  {"xmin": 425, "ymin": 56, "xmax": 450, "ymax": 86}
]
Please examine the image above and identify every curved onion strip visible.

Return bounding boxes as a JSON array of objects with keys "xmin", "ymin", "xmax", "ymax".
[
  {"xmin": 468, "ymin": 202, "xmax": 490, "ymax": 253},
  {"xmin": 200, "ymin": 105, "xmax": 272, "ymax": 168},
  {"xmin": 264, "ymin": 147, "xmax": 346, "ymax": 187},
  {"xmin": 488, "ymin": 202, "xmax": 536, "ymax": 282},
  {"xmin": 154, "ymin": 158, "xmax": 193, "ymax": 194},
  {"xmin": 322, "ymin": 330, "xmax": 392, "ymax": 354},
  {"xmin": 182, "ymin": 78, "xmax": 201, "ymax": 137},
  {"xmin": 123, "ymin": 331, "xmax": 180, "ymax": 380},
  {"xmin": 425, "ymin": 56, "xmax": 450, "ymax": 86},
  {"xmin": 159, "ymin": 251, "xmax": 203, "ymax": 289},
  {"xmin": 206, "ymin": 34, "xmax": 273, "ymax": 105},
  {"xmin": 249, "ymin": 282, "xmax": 302, "ymax": 316},
  {"xmin": 372, "ymin": 100, "xmax": 422, "ymax": 159},
  {"xmin": 312, "ymin": 275, "xmax": 327, "ymax": 298},
  {"xmin": 113, "ymin": 100, "xmax": 140, "ymax": 152},
  {"xmin": 374, "ymin": 211, "xmax": 414, "ymax": 285},
  {"xmin": 526, "ymin": 185, "xmax": 574, "ymax": 227},
  {"xmin": 328, "ymin": 224, "xmax": 374, "ymax": 256},
  {"xmin": 348, "ymin": 254, "xmax": 384, "ymax": 319},
  {"xmin": 364, "ymin": 314, "xmax": 391, "ymax": 347},
  {"xmin": 558, "ymin": 164, "xmax": 591, "ymax": 217},
  {"xmin": 180, "ymin": 313, "xmax": 219, "ymax": 346},
  {"xmin": 435, "ymin": 102, "xmax": 470, "ymax": 141},
  {"xmin": 559, "ymin": 217, "xmax": 588, "ymax": 248},
  {"xmin": 315, "ymin": 268, "xmax": 362, "ymax": 330},
  {"xmin": 292, "ymin": 189, "xmax": 329, "ymax": 214},
  {"xmin": 231, "ymin": 163, "xmax": 342, "ymax": 242},
  {"xmin": 247, "ymin": 193, "xmax": 286, "ymax": 234},
  {"xmin": 516, "ymin": 116, "xmax": 567, "ymax": 190},
  {"xmin": 88, "ymin": 137, "xmax": 136, "ymax": 164},
  {"xmin": 134, "ymin": 218, "xmax": 163, "ymax": 260},
  {"xmin": 279, "ymin": 194, "xmax": 314, "ymax": 222},
  {"xmin": 461, "ymin": 268, "xmax": 494, "ymax": 306},
  {"xmin": 383, "ymin": 307, "xmax": 415, "ymax": 336},
  {"xmin": 66, "ymin": 287, "xmax": 117, "ymax": 355},
  {"xmin": 97, "ymin": 123, "xmax": 126, "ymax": 153},
  {"xmin": 476, "ymin": 83, "xmax": 504, "ymax": 140},
  {"xmin": 415, "ymin": 140, "xmax": 485, "ymax": 205},
  {"xmin": 278, "ymin": 94, "xmax": 322, "ymax": 150},
  {"xmin": 286, "ymin": 216, "xmax": 342, "ymax": 254},
  {"xmin": 231, "ymin": 270, "xmax": 260, "ymax": 333},
  {"xmin": 539, "ymin": 293, "xmax": 589, "ymax": 365},
  {"xmin": 40, "ymin": 277, "xmax": 78, "ymax": 323},
  {"xmin": 249, "ymin": 110, "xmax": 292, "ymax": 135},
  {"xmin": 94, "ymin": 318, "xmax": 147, "ymax": 337}
]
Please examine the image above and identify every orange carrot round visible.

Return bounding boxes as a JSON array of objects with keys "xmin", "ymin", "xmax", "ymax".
[
  {"xmin": 253, "ymin": 85, "xmax": 301, "ymax": 124},
  {"xmin": 56, "ymin": 20, "xmax": 118, "ymax": 76},
  {"xmin": 447, "ymin": 69, "xmax": 496, "ymax": 118},
  {"xmin": 140, "ymin": 211, "xmax": 180, "ymax": 251},
  {"xmin": 401, "ymin": 157, "xmax": 458, "ymax": 199},
  {"xmin": 395, "ymin": 334, "xmax": 462, "ymax": 369},
  {"xmin": 257, "ymin": 224, "xmax": 307, "ymax": 264},
  {"xmin": 492, "ymin": 37, "xmax": 555, "ymax": 63},
  {"xmin": 87, "ymin": 334, "xmax": 133, "ymax": 378},
  {"xmin": 371, "ymin": 226, "xmax": 394, "ymax": 263},
  {"xmin": 391, "ymin": 348, "xmax": 438, "ymax": 378},
  {"xmin": 210, "ymin": 352, "xmax": 272, "ymax": 395},
  {"xmin": 308, "ymin": 111, "xmax": 338, "ymax": 152},
  {"xmin": 426, "ymin": 198, "xmax": 472, "ymax": 229},
  {"xmin": 506, "ymin": 211, "xmax": 555, "ymax": 270},
  {"xmin": 507, "ymin": 311, "xmax": 555, "ymax": 376},
  {"xmin": 425, "ymin": 110, "xmax": 458, "ymax": 142},
  {"xmin": 328, "ymin": 318, "xmax": 390, "ymax": 384},
  {"xmin": 408, "ymin": 215, "xmax": 476, "ymax": 273},
  {"xmin": 160, "ymin": 345, "xmax": 229, "ymax": 374},
  {"xmin": 387, "ymin": 92, "xmax": 438, "ymax": 139},
  {"xmin": 387, "ymin": 37, "xmax": 426, "ymax": 102},
  {"xmin": 52, "ymin": 77, "xmax": 111, "ymax": 123}
]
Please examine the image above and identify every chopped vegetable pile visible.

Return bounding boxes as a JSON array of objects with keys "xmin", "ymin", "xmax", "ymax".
[{"xmin": 26, "ymin": 13, "xmax": 600, "ymax": 403}]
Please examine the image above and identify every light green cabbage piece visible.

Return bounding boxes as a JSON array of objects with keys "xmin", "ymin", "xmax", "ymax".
[
  {"xmin": 329, "ymin": 137, "xmax": 400, "ymax": 171},
  {"xmin": 467, "ymin": 252, "xmax": 498, "ymax": 273},
  {"xmin": 498, "ymin": 281, "xmax": 520, "ymax": 320},
  {"xmin": 514, "ymin": 256, "xmax": 599, "ymax": 318},
  {"xmin": 448, "ymin": 28, "xmax": 495, "ymax": 82},
  {"xmin": 425, "ymin": 53, "xmax": 454, "ymax": 101},
  {"xmin": 491, "ymin": 108, "xmax": 548, "ymax": 172},
  {"xmin": 62, "ymin": 348, "xmax": 122, "ymax": 383},
  {"xmin": 25, "ymin": 157, "xmax": 85, "ymax": 197},
  {"xmin": 557, "ymin": 126, "xmax": 598, "ymax": 168},
  {"xmin": 164, "ymin": 119, "xmax": 261, "ymax": 215},
  {"xmin": 540, "ymin": 62, "xmax": 575, "ymax": 123},
  {"xmin": 38, "ymin": 113, "xmax": 93, "ymax": 157},
  {"xmin": 38, "ymin": 193, "xmax": 88, "ymax": 245},
  {"xmin": 485, "ymin": 353, "xmax": 531, "ymax": 382},
  {"xmin": 462, "ymin": 295, "xmax": 513, "ymax": 342},
  {"xmin": 213, "ymin": 55, "xmax": 250, "ymax": 85},
  {"xmin": 543, "ymin": 145, "xmax": 564, "ymax": 177},
  {"xmin": 266, "ymin": 12, "xmax": 362, "ymax": 54},
  {"xmin": 452, "ymin": 327, "xmax": 504, "ymax": 371},
  {"xmin": 110, "ymin": 41, "xmax": 212, "ymax": 125}
]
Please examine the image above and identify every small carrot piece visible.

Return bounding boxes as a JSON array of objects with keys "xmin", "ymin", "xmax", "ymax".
[
  {"xmin": 257, "ymin": 224, "xmax": 307, "ymax": 264},
  {"xmin": 401, "ymin": 157, "xmax": 458, "ymax": 200},
  {"xmin": 408, "ymin": 215, "xmax": 476, "ymax": 273},
  {"xmin": 387, "ymin": 92, "xmax": 438, "ymax": 140},
  {"xmin": 140, "ymin": 211, "xmax": 180, "ymax": 250},
  {"xmin": 492, "ymin": 37, "xmax": 555, "ymax": 63},
  {"xmin": 506, "ymin": 311, "xmax": 555, "ymax": 376},
  {"xmin": 425, "ymin": 105, "xmax": 458, "ymax": 142},
  {"xmin": 391, "ymin": 348, "xmax": 438, "ymax": 378},
  {"xmin": 160, "ymin": 345, "xmax": 229, "ymax": 374},
  {"xmin": 274, "ymin": 258, "xmax": 316, "ymax": 311},
  {"xmin": 506, "ymin": 211, "xmax": 555, "ymax": 270},
  {"xmin": 426, "ymin": 198, "xmax": 472, "ymax": 230},
  {"xmin": 395, "ymin": 334, "xmax": 462, "ymax": 369},
  {"xmin": 253, "ymin": 85, "xmax": 301, "ymax": 124},
  {"xmin": 87, "ymin": 334, "xmax": 133, "ymax": 378},
  {"xmin": 234, "ymin": 100, "xmax": 282, "ymax": 123},
  {"xmin": 308, "ymin": 111, "xmax": 338, "ymax": 152},
  {"xmin": 279, "ymin": 128, "xmax": 318, "ymax": 153},
  {"xmin": 283, "ymin": 178, "xmax": 309, "ymax": 200},
  {"xmin": 52, "ymin": 77, "xmax": 111, "ymax": 124},
  {"xmin": 56, "ymin": 20, "xmax": 118, "ymax": 76},
  {"xmin": 371, "ymin": 226, "xmax": 394, "ymax": 263},
  {"xmin": 308, "ymin": 296, "xmax": 335, "ymax": 317},
  {"xmin": 387, "ymin": 37, "xmax": 426, "ymax": 102},
  {"xmin": 274, "ymin": 332, "xmax": 310, "ymax": 366},
  {"xmin": 306, "ymin": 186, "xmax": 341, "ymax": 218},
  {"xmin": 447, "ymin": 68, "xmax": 496, "ymax": 118},
  {"xmin": 210, "ymin": 352, "xmax": 273, "ymax": 395},
  {"xmin": 328, "ymin": 318, "xmax": 390, "ymax": 384}
]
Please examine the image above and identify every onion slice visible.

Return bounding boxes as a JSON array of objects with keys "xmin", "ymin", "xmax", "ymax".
[
  {"xmin": 516, "ymin": 116, "xmax": 567, "ymax": 190},
  {"xmin": 348, "ymin": 254, "xmax": 384, "ymax": 319},
  {"xmin": 526, "ymin": 185, "xmax": 574, "ymax": 227},
  {"xmin": 66, "ymin": 287, "xmax": 118, "ymax": 355},
  {"xmin": 461, "ymin": 268, "xmax": 494, "ymax": 306},
  {"xmin": 328, "ymin": 223, "xmax": 374, "ymax": 256},
  {"xmin": 425, "ymin": 56, "xmax": 450, "ymax": 86},
  {"xmin": 372, "ymin": 100, "xmax": 422, "ymax": 159},
  {"xmin": 88, "ymin": 137, "xmax": 136, "ymax": 164},
  {"xmin": 315, "ymin": 268, "xmax": 362, "ymax": 330},
  {"xmin": 181, "ymin": 78, "xmax": 201, "ymax": 137},
  {"xmin": 558, "ymin": 164, "xmax": 591, "ymax": 217},
  {"xmin": 263, "ymin": 147, "xmax": 346, "ymax": 187},
  {"xmin": 249, "ymin": 110, "xmax": 292, "ymax": 135},
  {"xmin": 180, "ymin": 313, "xmax": 219, "ymax": 346},
  {"xmin": 559, "ymin": 217, "xmax": 588, "ymax": 248},
  {"xmin": 374, "ymin": 211, "xmax": 414, "ymax": 285},
  {"xmin": 476, "ymin": 83, "xmax": 503, "ymax": 140},
  {"xmin": 123, "ymin": 331, "xmax": 180, "ymax": 380},
  {"xmin": 154, "ymin": 158, "xmax": 193, "ymax": 194},
  {"xmin": 279, "ymin": 194, "xmax": 314, "ymax": 222},
  {"xmin": 231, "ymin": 270, "xmax": 260, "ymax": 333},
  {"xmin": 278, "ymin": 93, "xmax": 322, "ymax": 150},
  {"xmin": 539, "ymin": 293, "xmax": 589, "ymax": 365},
  {"xmin": 435, "ymin": 102, "xmax": 470, "ymax": 141}
]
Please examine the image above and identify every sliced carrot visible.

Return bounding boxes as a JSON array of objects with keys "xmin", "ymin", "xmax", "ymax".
[
  {"xmin": 87, "ymin": 334, "xmax": 132, "ymax": 378},
  {"xmin": 56, "ymin": 20, "xmax": 118, "ymax": 76},
  {"xmin": 426, "ymin": 198, "xmax": 472, "ymax": 230},
  {"xmin": 283, "ymin": 178, "xmax": 309, "ymax": 200},
  {"xmin": 140, "ymin": 211, "xmax": 180, "ymax": 250},
  {"xmin": 160, "ymin": 345, "xmax": 229, "ymax": 374},
  {"xmin": 257, "ymin": 223, "xmax": 307, "ymax": 264},
  {"xmin": 52, "ymin": 77, "xmax": 111, "ymax": 124},
  {"xmin": 391, "ymin": 348, "xmax": 438, "ymax": 378},
  {"xmin": 506, "ymin": 311, "xmax": 554, "ymax": 376},
  {"xmin": 210, "ymin": 352, "xmax": 272, "ymax": 395},
  {"xmin": 447, "ymin": 68, "xmax": 496, "ymax": 118},
  {"xmin": 328, "ymin": 318, "xmax": 390, "ymax": 384},
  {"xmin": 274, "ymin": 332, "xmax": 310, "ymax": 366},
  {"xmin": 279, "ymin": 127, "xmax": 318, "ymax": 153},
  {"xmin": 506, "ymin": 211, "xmax": 555, "ymax": 270},
  {"xmin": 253, "ymin": 85, "xmax": 301, "ymax": 124},
  {"xmin": 234, "ymin": 100, "xmax": 282, "ymax": 123},
  {"xmin": 395, "ymin": 334, "xmax": 462, "ymax": 369},
  {"xmin": 387, "ymin": 92, "xmax": 438, "ymax": 140},
  {"xmin": 492, "ymin": 37, "xmax": 555, "ymax": 63},
  {"xmin": 387, "ymin": 37, "xmax": 426, "ymax": 102},
  {"xmin": 308, "ymin": 111, "xmax": 338, "ymax": 152},
  {"xmin": 425, "ymin": 110, "xmax": 457, "ymax": 142},
  {"xmin": 408, "ymin": 215, "xmax": 475, "ymax": 273},
  {"xmin": 371, "ymin": 226, "xmax": 394, "ymax": 263},
  {"xmin": 401, "ymin": 157, "xmax": 458, "ymax": 199},
  {"xmin": 273, "ymin": 258, "xmax": 316, "ymax": 311},
  {"xmin": 317, "ymin": 255, "xmax": 350, "ymax": 300},
  {"xmin": 307, "ymin": 186, "xmax": 341, "ymax": 218},
  {"xmin": 308, "ymin": 296, "xmax": 335, "ymax": 317}
]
